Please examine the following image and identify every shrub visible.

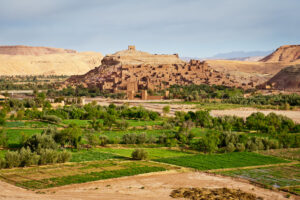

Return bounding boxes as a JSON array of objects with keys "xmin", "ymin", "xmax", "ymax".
[
  {"xmin": 0, "ymin": 130, "xmax": 8, "ymax": 148},
  {"xmin": 117, "ymin": 120, "xmax": 129, "ymax": 130},
  {"xmin": 109, "ymin": 136, "xmax": 121, "ymax": 144},
  {"xmin": 122, "ymin": 133, "xmax": 137, "ymax": 144},
  {"xmin": 0, "ymin": 158, "xmax": 6, "ymax": 169},
  {"xmin": 57, "ymin": 151, "xmax": 72, "ymax": 163},
  {"xmin": 86, "ymin": 133, "xmax": 100, "ymax": 146},
  {"xmin": 41, "ymin": 115, "xmax": 62, "ymax": 124},
  {"xmin": 148, "ymin": 135, "xmax": 157, "ymax": 144},
  {"xmin": 99, "ymin": 135, "xmax": 109, "ymax": 146},
  {"xmin": 24, "ymin": 134, "xmax": 58, "ymax": 153},
  {"xmin": 270, "ymin": 139, "xmax": 280, "ymax": 149},
  {"xmin": 19, "ymin": 147, "xmax": 40, "ymax": 167},
  {"xmin": 158, "ymin": 134, "xmax": 167, "ymax": 144},
  {"xmin": 236, "ymin": 143, "xmax": 245, "ymax": 152},
  {"xmin": 5, "ymin": 151, "xmax": 21, "ymax": 168},
  {"xmin": 225, "ymin": 143, "xmax": 235, "ymax": 153},
  {"xmin": 137, "ymin": 133, "xmax": 147, "ymax": 144},
  {"xmin": 131, "ymin": 149, "xmax": 148, "ymax": 160},
  {"xmin": 39, "ymin": 149, "xmax": 59, "ymax": 165}
]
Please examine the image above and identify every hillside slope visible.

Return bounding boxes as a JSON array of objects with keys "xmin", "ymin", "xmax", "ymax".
[
  {"xmin": 0, "ymin": 45, "xmax": 103, "ymax": 75},
  {"xmin": 260, "ymin": 64, "xmax": 300, "ymax": 91},
  {"xmin": 260, "ymin": 45, "xmax": 300, "ymax": 62}
]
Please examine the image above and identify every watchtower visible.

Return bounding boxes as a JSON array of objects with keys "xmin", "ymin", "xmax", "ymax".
[{"xmin": 128, "ymin": 45, "xmax": 136, "ymax": 51}]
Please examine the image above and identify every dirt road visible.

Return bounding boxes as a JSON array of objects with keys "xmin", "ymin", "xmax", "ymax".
[{"xmin": 0, "ymin": 171, "xmax": 298, "ymax": 200}]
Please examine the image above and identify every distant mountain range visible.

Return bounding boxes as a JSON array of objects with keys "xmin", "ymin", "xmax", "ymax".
[{"xmin": 181, "ymin": 50, "xmax": 273, "ymax": 62}]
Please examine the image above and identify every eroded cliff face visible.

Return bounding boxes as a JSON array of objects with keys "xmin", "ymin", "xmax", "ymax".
[
  {"xmin": 65, "ymin": 46, "xmax": 253, "ymax": 92},
  {"xmin": 260, "ymin": 64, "xmax": 300, "ymax": 91},
  {"xmin": 0, "ymin": 45, "xmax": 103, "ymax": 75},
  {"xmin": 260, "ymin": 45, "xmax": 300, "ymax": 62}
]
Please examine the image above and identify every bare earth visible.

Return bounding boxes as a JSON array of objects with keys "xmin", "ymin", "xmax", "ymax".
[
  {"xmin": 210, "ymin": 108, "xmax": 300, "ymax": 124},
  {"xmin": 0, "ymin": 171, "xmax": 298, "ymax": 200}
]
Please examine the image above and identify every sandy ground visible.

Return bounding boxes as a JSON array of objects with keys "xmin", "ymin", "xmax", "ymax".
[
  {"xmin": 0, "ymin": 171, "xmax": 298, "ymax": 200},
  {"xmin": 210, "ymin": 108, "xmax": 300, "ymax": 123}
]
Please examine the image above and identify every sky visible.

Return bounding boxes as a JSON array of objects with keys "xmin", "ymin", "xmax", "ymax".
[{"xmin": 0, "ymin": 0, "xmax": 299, "ymax": 57}]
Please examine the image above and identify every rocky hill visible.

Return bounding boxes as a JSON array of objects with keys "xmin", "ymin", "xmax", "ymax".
[
  {"xmin": 260, "ymin": 64, "xmax": 300, "ymax": 91},
  {"xmin": 260, "ymin": 45, "xmax": 300, "ymax": 62},
  {"xmin": 66, "ymin": 46, "xmax": 255, "ymax": 93},
  {"xmin": 0, "ymin": 45, "xmax": 103, "ymax": 75}
]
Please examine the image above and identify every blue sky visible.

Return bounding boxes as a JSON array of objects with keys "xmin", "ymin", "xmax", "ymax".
[{"xmin": 0, "ymin": 0, "xmax": 299, "ymax": 57}]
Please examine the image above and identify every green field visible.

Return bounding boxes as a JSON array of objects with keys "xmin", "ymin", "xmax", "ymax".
[
  {"xmin": 5, "ymin": 121, "xmax": 52, "ymax": 128},
  {"xmin": 97, "ymin": 148, "xmax": 193, "ymax": 159},
  {"xmin": 0, "ymin": 160, "xmax": 173, "ymax": 189},
  {"xmin": 5, "ymin": 129, "xmax": 43, "ymax": 148},
  {"xmin": 100, "ymin": 129, "xmax": 173, "ymax": 140},
  {"xmin": 70, "ymin": 149, "xmax": 125, "ymax": 162},
  {"xmin": 155, "ymin": 152, "xmax": 290, "ymax": 170},
  {"xmin": 217, "ymin": 164, "xmax": 300, "ymax": 195},
  {"xmin": 62, "ymin": 119, "xmax": 162, "ymax": 128}
]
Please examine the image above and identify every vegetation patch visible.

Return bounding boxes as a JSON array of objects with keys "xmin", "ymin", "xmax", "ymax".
[
  {"xmin": 70, "ymin": 149, "xmax": 124, "ymax": 162},
  {"xmin": 0, "ymin": 160, "xmax": 170, "ymax": 189},
  {"xmin": 259, "ymin": 148, "xmax": 300, "ymax": 161},
  {"xmin": 98, "ymin": 148, "xmax": 193, "ymax": 159},
  {"xmin": 170, "ymin": 188, "xmax": 263, "ymax": 200},
  {"xmin": 155, "ymin": 152, "xmax": 289, "ymax": 170},
  {"xmin": 217, "ymin": 164, "xmax": 300, "ymax": 195}
]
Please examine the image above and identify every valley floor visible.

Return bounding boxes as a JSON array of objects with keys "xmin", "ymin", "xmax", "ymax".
[{"xmin": 0, "ymin": 171, "xmax": 298, "ymax": 200}]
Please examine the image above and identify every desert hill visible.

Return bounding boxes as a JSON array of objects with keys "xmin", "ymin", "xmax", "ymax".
[
  {"xmin": 66, "ymin": 46, "xmax": 246, "ymax": 93},
  {"xmin": 260, "ymin": 45, "xmax": 300, "ymax": 62},
  {"xmin": 0, "ymin": 45, "xmax": 76, "ymax": 56},
  {"xmin": 260, "ymin": 64, "xmax": 300, "ymax": 91},
  {"xmin": 0, "ymin": 45, "xmax": 103, "ymax": 75}
]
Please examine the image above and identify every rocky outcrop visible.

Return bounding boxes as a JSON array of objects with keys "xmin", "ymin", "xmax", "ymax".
[
  {"xmin": 259, "ymin": 64, "xmax": 300, "ymax": 91},
  {"xmin": 66, "ymin": 46, "xmax": 250, "ymax": 93},
  {"xmin": 0, "ymin": 45, "xmax": 103, "ymax": 75},
  {"xmin": 260, "ymin": 45, "xmax": 300, "ymax": 62}
]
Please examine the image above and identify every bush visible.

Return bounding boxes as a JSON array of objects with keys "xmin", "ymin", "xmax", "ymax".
[
  {"xmin": 0, "ymin": 158, "xmax": 6, "ymax": 169},
  {"xmin": 41, "ymin": 115, "xmax": 62, "ymax": 124},
  {"xmin": 109, "ymin": 136, "xmax": 121, "ymax": 144},
  {"xmin": 236, "ymin": 143, "xmax": 245, "ymax": 152},
  {"xmin": 39, "ymin": 149, "xmax": 59, "ymax": 165},
  {"xmin": 24, "ymin": 134, "xmax": 58, "ymax": 153},
  {"xmin": 99, "ymin": 135, "xmax": 109, "ymax": 146},
  {"xmin": 148, "ymin": 135, "xmax": 157, "ymax": 144},
  {"xmin": 122, "ymin": 133, "xmax": 137, "ymax": 144},
  {"xmin": 137, "ymin": 133, "xmax": 147, "ymax": 144},
  {"xmin": 131, "ymin": 149, "xmax": 148, "ymax": 160},
  {"xmin": 117, "ymin": 120, "xmax": 129, "ymax": 130},
  {"xmin": 225, "ymin": 143, "xmax": 235, "ymax": 153},
  {"xmin": 0, "ymin": 130, "xmax": 8, "ymax": 148},
  {"xmin": 5, "ymin": 151, "xmax": 21, "ymax": 168},
  {"xmin": 19, "ymin": 147, "xmax": 40, "ymax": 167},
  {"xmin": 86, "ymin": 133, "xmax": 100, "ymax": 146},
  {"xmin": 57, "ymin": 151, "xmax": 72, "ymax": 163}
]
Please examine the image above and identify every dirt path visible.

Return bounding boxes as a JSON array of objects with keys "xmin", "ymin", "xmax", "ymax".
[{"xmin": 0, "ymin": 171, "xmax": 298, "ymax": 200}]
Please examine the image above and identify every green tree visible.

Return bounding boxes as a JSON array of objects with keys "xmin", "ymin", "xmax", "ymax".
[{"xmin": 162, "ymin": 105, "xmax": 170, "ymax": 116}]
